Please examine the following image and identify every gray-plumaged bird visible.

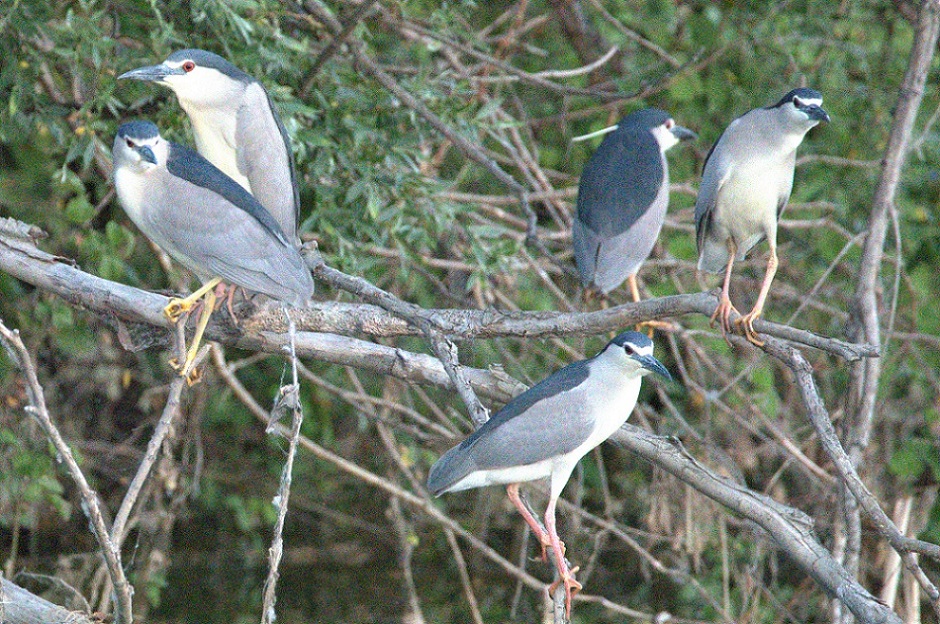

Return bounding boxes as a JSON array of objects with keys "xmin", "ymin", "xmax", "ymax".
[
  {"xmin": 573, "ymin": 108, "xmax": 696, "ymax": 299},
  {"xmin": 695, "ymin": 88, "xmax": 830, "ymax": 345},
  {"xmin": 112, "ymin": 120, "xmax": 313, "ymax": 380},
  {"xmin": 427, "ymin": 331, "xmax": 670, "ymax": 617},
  {"xmin": 119, "ymin": 49, "xmax": 300, "ymax": 243}
]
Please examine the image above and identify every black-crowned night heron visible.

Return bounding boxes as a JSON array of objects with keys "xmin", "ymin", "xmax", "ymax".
[
  {"xmin": 118, "ymin": 49, "xmax": 300, "ymax": 243},
  {"xmin": 427, "ymin": 331, "xmax": 670, "ymax": 617},
  {"xmin": 695, "ymin": 88, "xmax": 830, "ymax": 346},
  {"xmin": 111, "ymin": 121, "xmax": 313, "ymax": 382},
  {"xmin": 573, "ymin": 108, "xmax": 696, "ymax": 305}
]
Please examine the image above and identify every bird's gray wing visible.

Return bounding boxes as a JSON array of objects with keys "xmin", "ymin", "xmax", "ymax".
[
  {"xmin": 464, "ymin": 358, "xmax": 596, "ymax": 467},
  {"xmin": 776, "ymin": 151, "xmax": 797, "ymax": 218},
  {"xmin": 146, "ymin": 170, "xmax": 313, "ymax": 304},
  {"xmin": 166, "ymin": 142, "xmax": 290, "ymax": 246},
  {"xmin": 571, "ymin": 218, "xmax": 599, "ymax": 288},
  {"xmin": 235, "ymin": 82, "xmax": 299, "ymax": 241},
  {"xmin": 576, "ymin": 129, "xmax": 663, "ymax": 238},
  {"xmin": 694, "ymin": 122, "xmax": 737, "ymax": 253}
]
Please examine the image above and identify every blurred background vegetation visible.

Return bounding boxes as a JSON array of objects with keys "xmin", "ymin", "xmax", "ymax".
[{"xmin": 1, "ymin": 0, "xmax": 939, "ymax": 622}]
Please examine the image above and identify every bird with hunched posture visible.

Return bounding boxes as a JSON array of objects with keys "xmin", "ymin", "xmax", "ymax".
[
  {"xmin": 427, "ymin": 331, "xmax": 671, "ymax": 618},
  {"xmin": 573, "ymin": 108, "xmax": 696, "ymax": 308},
  {"xmin": 111, "ymin": 121, "xmax": 314, "ymax": 382},
  {"xmin": 119, "ymin": 49, "xmax": 300, "ymax": 243},
  {"xmin": 695, "ymin": 88, "xmax": 830, "ymax": 346}
]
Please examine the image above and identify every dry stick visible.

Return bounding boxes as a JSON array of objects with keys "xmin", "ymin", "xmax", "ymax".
[
  {"xmin": 765, "ymin": 340, "xmax": 940, "ymax": 616},
  {"xmin": 260, "ymin": 317, "xmax": 305, "ymax": 624},
  {"xmin": 110, "ymin": 375, "xmax": 186, "ymax": 548},
  {"xmin": 301, "ymin": 0, "xmax": 381, "ymax": 92},
  {"xmin": 305, "ymin": 251, "xmax": 489, "ymax": 425},
  {"xmin": 389, "ymin": 497, "xmax": 427, "ymax": 624},
  {"xmin": 0, "ymin": 320, "xmax": 134, "ymax": 624}
]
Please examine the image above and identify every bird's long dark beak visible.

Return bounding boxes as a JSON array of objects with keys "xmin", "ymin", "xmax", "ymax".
[
  {"xmin": 806, "ymin": 105, "xmax": 831, "ymax": 124},
  {"xmin": 136, "ymin": 145, "xmax": 157, "ymax": 165},
  {"xmin": 671, "ymin": 125, "xmax": 697, "ymax": 141},
  {"xmin": 634, "ymin": 354, "xmax": 672, "ymax": 382},
  {"xmin": 118, "ymin": 63, "xmax": 179, "ymax": 83}
]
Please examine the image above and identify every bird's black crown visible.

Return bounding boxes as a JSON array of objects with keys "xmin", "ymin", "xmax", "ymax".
[
  {"xmin": 117, "ymin": 120, "xmax": 160, "ymax": 141},
  {"xmin": 772, "ymin": 87, "xmax": 823, "ymax": 108},
  {"xmin": 619, "ymin": 108, "xmax": 672, "ymax": 130},
  {"xmin": 608, "ymin": 330, "xmax": 653, "ymax": 350},
  {"xmin": 166, "ymin": 49, "xmax": 254, "ymax": 83}
]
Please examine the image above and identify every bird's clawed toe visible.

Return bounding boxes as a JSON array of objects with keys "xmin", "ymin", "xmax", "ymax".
[
  {"xmin": 709, "ymin": 297, "xmax": 739, "ymax": 345},
  {"xmin": 548, "ymin": 565, "xmax": 582, "ymax": 617},
  {"xmin": 734, "ymin": 312, "xmax": 765, "ymax": 346}
]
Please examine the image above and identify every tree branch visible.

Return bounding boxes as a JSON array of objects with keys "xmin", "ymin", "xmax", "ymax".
[
  {"xmin": 1, "ymin": 577, "xmax": 95, "ymax": 624},
  {"xmin": 0, "ymin": 225, "xmax": 877, "ymax": 363}
]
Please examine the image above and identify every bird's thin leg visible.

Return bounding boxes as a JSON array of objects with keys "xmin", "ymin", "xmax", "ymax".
[
  {"xmin": 628, "ymin": 273, "xmax": 641, "ymax": 303},
  {"xmin": 629, "ymin": 273, "xmax": 674, "ymax": 336},
  {"xmin": 173, "ymin": 289, "xmax": 217, "ymax": 385},
  {"xmin": 164, "ymin": 277, "xmax": 222, "ymax": 323},
  {"xmin": 212, "ymin": 282, "xmax": 241, "ymax": 326},
  {"xmin": 709, "ymin": 240, "xmax": 740, "ymax": 344},
  {"xmin": 735, "ymin": 243, "xmax": 778, "ymax": 347},
  {"xmin": 506, "ymin": 484, "xmax": 551, "ymax": 561},
  {"xmin": 543, "ymin": 496, "xmax": 581, "ymax": 618}
]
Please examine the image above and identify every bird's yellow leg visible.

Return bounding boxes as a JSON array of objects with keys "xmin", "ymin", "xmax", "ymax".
[
  {"xmin": 735, "ymin": 244, "xmax": 778, "ymax": 347},
  {"xmin": 170, "ymin": 289, "xmax": 217, "ymax": 385},
  {"xmin": 630, "ymin": 273, "xmax": 674, "ymax": 336},
  {"xmin": 164, "ymin": 277, "xmax": 222, "ymax": 324}
]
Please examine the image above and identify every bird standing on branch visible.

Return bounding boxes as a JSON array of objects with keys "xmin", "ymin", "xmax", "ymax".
[
  {"xmin": 427, "ymin": 331, "xmax": 671, "ymax": 618},
  {"xmin": 111, "ymin": 121, "xmax": 313, "ymax": 383},
  {"xmin": 119, "ymin": 49, "xmax": 301, "ymax": 244},
  {"xmin": 695, "ymin": 88, "xmax": 830, "ymax": 346},
  {"xmin": 572, "ymin": 108, "xmax": 696, "ymax": 319}
]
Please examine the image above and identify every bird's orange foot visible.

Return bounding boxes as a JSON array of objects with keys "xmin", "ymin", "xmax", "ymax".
[
  {"xmin": 636, "ymin": 319, "xmax": 676, "ymax": 338},
  {"xmin": 548, "ymin": 565, "xmax": 582, "ymax": 617},
  {"xmin": 709, "ymin": 297, "xmax": 740, "ymax": 345},
  {"xmin": 734, "ymin": 311, "xmax": 764, "ymax": 346}
]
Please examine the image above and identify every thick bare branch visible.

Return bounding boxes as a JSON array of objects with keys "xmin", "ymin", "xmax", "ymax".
[
  {"xmin": 1, "ymin": 577, "xmax": 95, "ymax": 624},
  {"xmin": 0, "ymin": 227, "xmax": 877, "ymax": 362}
]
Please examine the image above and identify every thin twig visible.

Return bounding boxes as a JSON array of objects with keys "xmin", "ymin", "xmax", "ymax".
[
  {"xmin": 110, "ymin": 376, "xmax": 186, "ymax": 548},
  {"xmin": 260, "ymin": 317, "xmax": 305, "ymax": 624}
]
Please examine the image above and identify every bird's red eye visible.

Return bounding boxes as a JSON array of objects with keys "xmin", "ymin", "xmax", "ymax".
[
  {"xmin": 125, "ymin": 139, "xmax": 135, "ymax": 148},
  {"xmin": 182, "ymin": 60, "xmax": 196, "ymax": 72},
  {"xmin": 665, "ymin": 119, "xmax": 674, "ymax": 129}
]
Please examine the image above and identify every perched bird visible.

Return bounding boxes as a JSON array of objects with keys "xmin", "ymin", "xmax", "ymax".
[
  {"xmin": 695, "ymin": 88, "xmax": 830, "ymax": 345},
  {"xmin": 119, "ymin": 49, "xmax": 300, "ymax": 243},
  {"xmin": 573, "ymin": 108, "xmax": 696, "ymax": 302},
  {"xmin": 111, "ymin": 121, "xmax": 313, "ymax": 381},
  {"xmin": 427, "ymin": 331, "xmax": 671, "ymax": 617}
]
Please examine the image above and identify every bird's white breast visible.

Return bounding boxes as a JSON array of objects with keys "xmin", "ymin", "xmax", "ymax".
[
  {"xmin": 113, "ymin": 167, "xmax": 153, "ymax": 232},
  {"xmin": 180, "ymin": 101, "xmax": 252, "ymax": 192}
]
